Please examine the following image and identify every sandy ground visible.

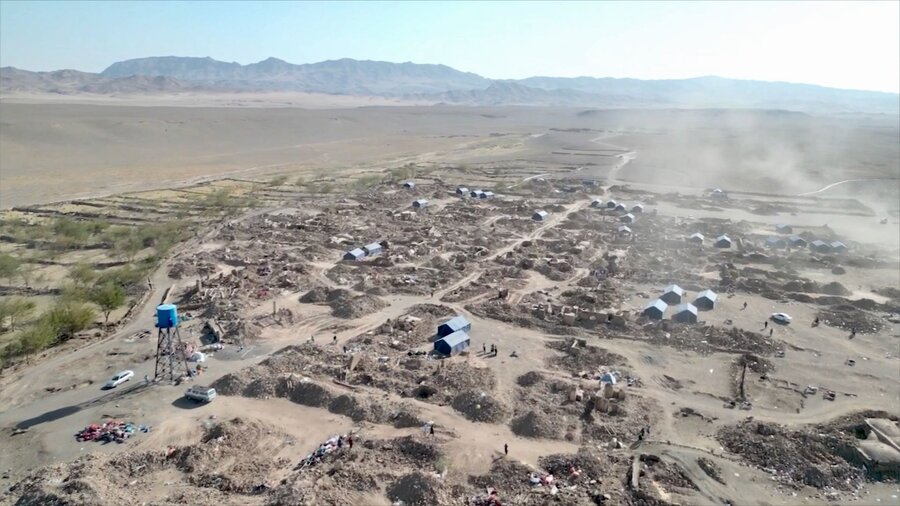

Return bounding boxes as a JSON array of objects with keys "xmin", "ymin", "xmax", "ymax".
[
  {"xmin": 2, "ymin": 104, "xmax": 896, "ymax": 212},
  {"xmin": 0, "ymin": 101, "xmax": 898, "ymax": 505}
]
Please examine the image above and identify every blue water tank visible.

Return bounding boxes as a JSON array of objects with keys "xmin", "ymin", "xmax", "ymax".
[{"xmin": 156, "ymin": 304, "xmax": 178, "ymax": 329}]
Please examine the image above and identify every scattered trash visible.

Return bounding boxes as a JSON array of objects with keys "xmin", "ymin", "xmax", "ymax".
[{"xmin": 75, "ymin": 421, "xmax": 141, "ymax": 444}]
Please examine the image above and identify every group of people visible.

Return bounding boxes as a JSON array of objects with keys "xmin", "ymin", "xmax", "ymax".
[{"xmin": 482, "ymin": 343, "xmax": 499, "ymax": 357}]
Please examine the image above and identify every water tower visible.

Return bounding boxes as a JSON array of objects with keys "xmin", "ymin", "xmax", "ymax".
[{"xmin": 154, "ymin": 304, "xmax": 190, "ymax": 382}]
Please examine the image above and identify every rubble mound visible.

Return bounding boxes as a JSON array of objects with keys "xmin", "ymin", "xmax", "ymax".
[
  {"xmin": 539, "ymin": 449, "xmax": 608, "ymax": 479},
  {"xmin": 510, "ymin": 410, "xmax": 561, "ymax": 439},
  {"xmin": 386, "ymin": 472, "xmax": 440, "ymax": 506},
  {"xmin": 820, "ymin": 281, "xmax": 852, "ymax": 296},
  {"xmin": 391, "ymin": 436, "xmax": 442, "ymax": 463},
  {"xmin": 717, "ymin": 419, "xmax": 866, "ymax": 490},
  {"xmin": 546, "ymin": 339, "xmax": 626, "ymax": 374},
  {"xmin": 817, "ymin": 307, "xmax": 886, "ymax": 334},
  {"xmin": 390, "ymin": 409, "xmax": 424, "ymax": 428},
  {"xmin": 516, "ymin": 371, "xmax": 545, "ymax": 387},
  {"xmin": 644, "ymin": 457, "xmax": 698, "ymax": 491},
  {"xmin": 10, "ymin": 418, "xmax": 291, "ymax": 505},
  {"xmin": 408, "ymin": 304, "xmax": 458, "ymax": 318},
  {"xmin": 782, "ymin": 280, "xmax": 819, "ymax": 292},
  {"xmin": 168, "ymin": 261, "xmax": 197, "ymax": 279},
  {"xmin": 697, "ymin": 457, "xmax": 725, "ymax": 484},
  {"xmin": 651, "ymin": 324, "xmax": 781, "ymax": 355},
  {"xmin": 329, "ymin": 291, "xmax": 388, "ymax": 319},
  {"xmin": 300, "ymin": 286, "xmax": 330, "ymax": 303},
  {"xmin": 451, "ymin": 391, "xmax": 509, "ymax": 423},
  {"xmin": 468, "ymin": 458, "xmax": 535, "ymax": 498}
]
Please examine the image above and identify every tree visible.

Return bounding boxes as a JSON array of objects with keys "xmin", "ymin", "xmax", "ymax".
[
  {"xmin": 268, "ymin": 175, "xmax": 288, "ymax": 187},
  {"xmin": 91, "ymin": 283, "xmax": 126, "ymax": 327},
  {"xmin": 70, "ymin": 263, "xmax": 97, "ymax": 287},
  {"xmin": 18, "ymin": 320, "xmax": 58, "ymax": 355},
  {"xmin": 115, "ymin": 234, "xmax": 143, "ymax": 262},
  {"xmin": 17, "ymin": 263, "xmax": 35, "ymax": 288},
  {"xmin": 0, "ymin": 297, "xmax": 36, "ymax": 332},
  {"xmin": 45, "ymin": 301, "xmax": 96, "ymax": 339},
  {"xmin": 0, "ymin": 253, "xmax": 21, "ymax": 283}
]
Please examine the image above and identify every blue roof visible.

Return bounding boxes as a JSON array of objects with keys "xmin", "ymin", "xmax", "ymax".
[
  {"xmin": 364, "ymin": 242, "xmax": 382, "ymax": 252},
  {"xmin": 413, "ymin": 199, "xmax": 429, "ymax": 206},
  {"xmin": 716, "ymin": 234, "xmax": 731, "ymax": 242},
  {"xmin": 673, "ymin": 303, "xmax": 698, "ymax": 315},
  {"xmin": 439, "ymin": 330, "xmax": 470, "ymax": 347},
  {"xmin": 440, "ymin": 315, "xmax": 470, "ymax": 332},
  {"xmin": 346, "ymin": 248, "xmax": 365, "ymax": 258},
  {"xmin": 434, "ymin": 330, "xmax": 471, "ymax": 354},
  {"xmin": 644, "ymin": 299, "xmax": 668, "ymax": 312},
  {"xmin": 830, "ymin": 241, "xmax": 846, "ymax": 248},
  {"xmin": 696, "ymin": 289, "xmax": 717, "ymax": 302},
  {"xmin": 663, "ymin": 284, "xmax": 684, "ymax": 295}
]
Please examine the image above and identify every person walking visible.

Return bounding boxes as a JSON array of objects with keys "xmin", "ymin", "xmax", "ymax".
[
  {"xmin": 769, "ymin": 328, "xmax": 773, "ymax": 337},
  {"xmin": 764, "ymin": 320, "xmax": 768, "ymax": 329},
  {"xmin": 504, "ymin": 443, "xmax": 508, "ymax": 456},
  {"xmin": 348, "ymin": 435, "xmax": 353, "ymax": 450},
  {"xmin": 333, "ymin": 335, "xmax": 337, "ymax": 345},
  {"xmin": 483, "ymin": 343, "xmax": 486, "ymax": 353},
  {"xmin": 429, "ymin": 424, "xmax": 435, "ymax": 437}
]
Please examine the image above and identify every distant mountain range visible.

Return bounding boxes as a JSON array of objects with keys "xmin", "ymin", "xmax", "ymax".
[{"xmin": 2, "ymin": 56, "xmax": 897, "ymax": 113}]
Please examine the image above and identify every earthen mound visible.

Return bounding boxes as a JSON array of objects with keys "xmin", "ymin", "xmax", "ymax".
[
  {"xmin": 451, "ymin": 391, "xmax": 509, "ymax": 423},
  {"xmin": 386, "ymin": 472, "xmax": 439, "ymax": 506}
]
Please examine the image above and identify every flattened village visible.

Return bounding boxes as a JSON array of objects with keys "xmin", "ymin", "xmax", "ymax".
[{"xmin": 2, "ymin": 167, "xmax": 898, "ymax": 506}]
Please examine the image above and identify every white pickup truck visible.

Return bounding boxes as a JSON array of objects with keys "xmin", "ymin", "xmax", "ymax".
[{"xmin": 184, "ymin": 385, "xmax": 217, "ymax": 403}]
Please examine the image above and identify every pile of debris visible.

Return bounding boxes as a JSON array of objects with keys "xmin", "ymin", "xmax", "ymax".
[
  {"xmin": 645, "ymin": 323, "xmax": 782, "ymax": 356},
  {"xmin": 300, "ymin": 287, "xmax": 389, "ymax": 319},
  {"xmin": 546, "ymin": 339, "xmax": 627, "ymax": 376},
  {"xmin": 12, "ymin": 418, "xmax": 293, "ymax": 505},
  {"xmin": 451, "ymin": 391, "xmax": 509, "ymax": 423},
  {"xmin": 717, "ymin": 418, "xmax": 867, "ymax": 491},
  {"xmin": 75, "ymin": 420, "xmax": 147, "ymax": 444},
  {"xmin": 296, "ymin": 433, "xmax": 353, "ymax": 470},
  {"xmin": 817, "ymin": 306, "xmax": 887, "ymax": 334}
]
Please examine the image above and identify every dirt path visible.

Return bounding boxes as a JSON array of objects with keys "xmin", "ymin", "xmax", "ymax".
[{"xmin": 797, "ymin": 177, "xmax": 900, "ymax": 196}]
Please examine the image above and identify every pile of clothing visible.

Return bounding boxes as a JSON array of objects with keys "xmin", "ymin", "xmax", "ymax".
[
  {"xmin": 75, "ymin": 421, "xmax": 148, "ymax": 444},
  {"xmin": 296, "ymin": 434, "xmax": 349, "ymax": 469},
  {"xmin": 470, "ymin": 487, "xmax": 502, "ymax": 506}
]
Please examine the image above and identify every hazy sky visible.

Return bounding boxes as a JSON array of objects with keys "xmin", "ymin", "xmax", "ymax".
[{"xmin": 1, "ymin": 1, "xmax": 898, "ymax": 92}]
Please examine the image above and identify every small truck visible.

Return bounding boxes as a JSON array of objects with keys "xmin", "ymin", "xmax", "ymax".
[{"xmin": 184, "ymin": 385, "xmax": 217, "ymax": 403}]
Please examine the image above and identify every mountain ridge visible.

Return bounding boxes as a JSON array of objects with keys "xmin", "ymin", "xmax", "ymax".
[{"xmin": 2, "ymin": 56, "xmax": 897, "ymax": 114}]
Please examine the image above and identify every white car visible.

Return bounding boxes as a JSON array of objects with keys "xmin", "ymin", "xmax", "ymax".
[
  {"xmin": 770, "ymin": 313, "xmax": 792, "ymax": 325},
  {"xmin": 104, "ymin": 370, "xmax": 134, "ymax": 389}
]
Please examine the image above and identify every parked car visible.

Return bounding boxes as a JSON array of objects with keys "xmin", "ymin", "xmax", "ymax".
[
  {"xmin": 770, "ymin": 312, "xmax": 792, "ymax": 324},
  {"xmin": 184, "ymin": 385, "xmax": 217, "ymax": 403},
  {"xmin": 104, "ymin": 370, "xmax": 134, "ymax": 389}
]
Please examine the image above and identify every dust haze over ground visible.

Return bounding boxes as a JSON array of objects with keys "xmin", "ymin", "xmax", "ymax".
[
  {"xmin": 0, "ymin": 91, "xmax": 899, "ymax": 506},
  {"xmin": 1, "ymin": 103, "xmax": 897, "ymax": 212}
]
